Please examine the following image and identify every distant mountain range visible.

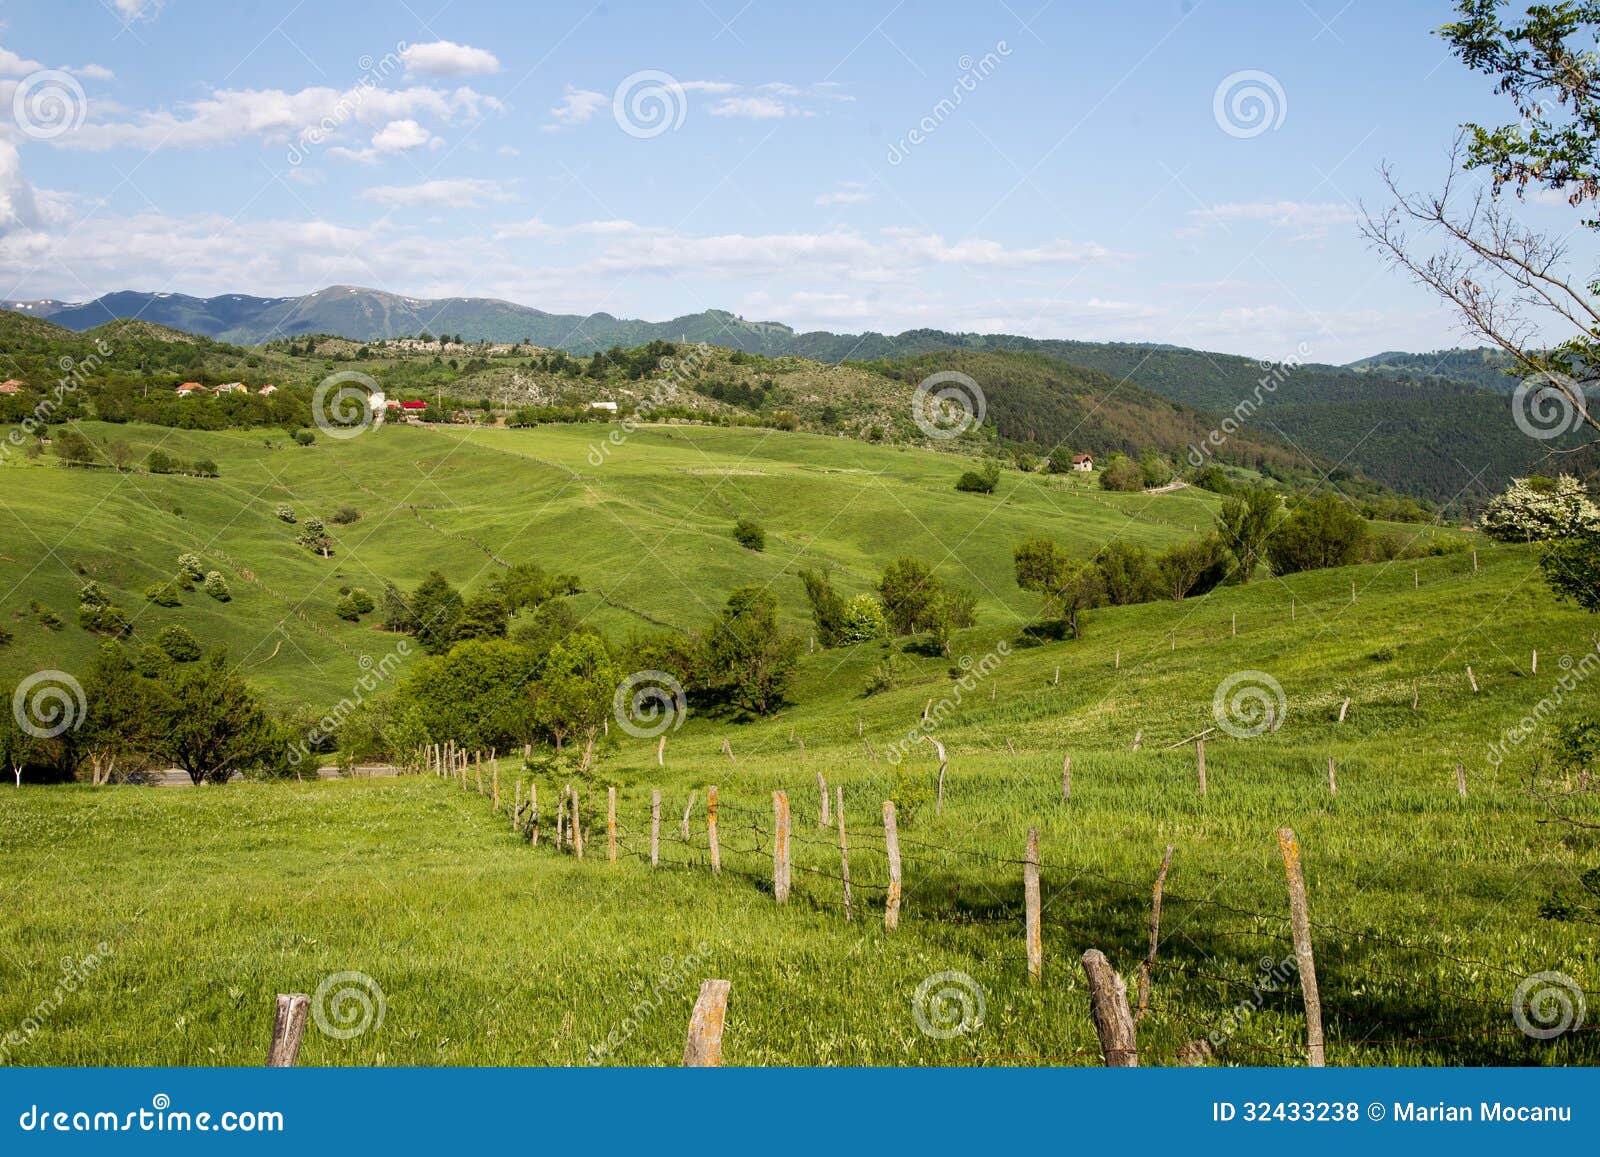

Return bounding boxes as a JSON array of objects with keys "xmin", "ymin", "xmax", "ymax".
[{"xmin": 4, "ymin": 285, "xmax": 1585, "ymax": 506}]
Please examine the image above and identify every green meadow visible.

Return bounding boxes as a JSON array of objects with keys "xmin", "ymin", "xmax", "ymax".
[{"xmin": 1, "ymin": 422, "xmax": 1596, "ymax": 1065}]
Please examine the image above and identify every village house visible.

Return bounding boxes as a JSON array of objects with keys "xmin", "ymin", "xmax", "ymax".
[
  {"xmin": 586, "ymin": 400, "xmax": 619, "ymax": 413},
  {"xmin": 213, "ymin": 382, "xmax": 247, "ymax": 395},
  {"xmin": 1072, "ymin": 453, "xmax": 1094, "ymax": 471},
  {"xmin": 175, "ymin": 382, "xmax": 207, "ymax": 397}
]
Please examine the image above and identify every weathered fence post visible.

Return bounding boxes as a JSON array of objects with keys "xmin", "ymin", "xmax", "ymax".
[
  {"xmin": 607, "ymin": 786, "xmax": 617, "ymax": 863},
  {"xmin": 721, "ymin": 738, "xmax": 736, "ymax": 765},
  {"xmin": 707, "ymin": 785, "xmax": 720, "ymax": 874},
  {"xmin": 475, "ymin": 751, "xmax": 483, "ymax": 795},
  {"xmin": 555, "ymin": 787, "xmax": 567, "ymax": 852},
  {"xmin": 1081, "ymin": 950, "xmax": 1138, "ymax": 1067},
  {"xmin": 681, "ymin": 791, "xmax": 696, "ymax": 840},
  {"xmin": 491, "ymin": 758, "xmax": 500, "ymax": 813},
  {"xmin": 657, "ymin": 734, "xmax": 666, "ymax": 767},
  {"xmin": 1136, "ymin": 845, "xmax": 1175, "ymax": 1023},
  {"xmin": 1455, "ymin": 762, "xmax": 1468, "ymax": 798},
  {"xmin": 1195, "ymin": 739, "xmax": 1207, "ymax": 796},
  {"xmin": 836, "ymin": 785, "xmax": 852, "ymax": 921},
  {"xmin": 817, "ymin": 771, "xmax": 829, "ymax": 826},
  {"xmin": 683, "ymin": 979, "xmax": 732, "ymax": 1067},
  {"xmin": 1532, "ymin": 649, "xmax": 1538, "ymax": 675},
  {"xmin": 1337, "ymin": 697, "xmax": 1350, "ymax": 723},
  {"xmin": 1024, "ymin": 827, "xmax": 1042, "ymax": 980},
  {"xmin": 772, "ymin": 791, "xmax": 791, "ymax": 904},
  {"xmin": 1327, "ymin": 756, "xmax": 1337, "ymax": 796},
  {"xmin": 883, "ymin": 799, "xmax": 902, "ymax": 932},
  {"xmin": 1276, "ymin": 828, "xmax": 1326, "ymax": 1067},
  {"xmin": 267, "ymin": 993, "xmax": 310, "ymax": 1067},
  {"xmin": 651, "ymin": 789, "xmax": 661, "ymax": 867},
  {"xmin": 1467, "ymin": 665, "xmax": 1479, "ymax": 693},
  {"xmin": 1061, "ymin": 753, "xmax": 1072, "ymax": 802},
  {"xmin": 1231, "ymin": 611, "xmax": 1236, "ymax": 637},
  {"xmin": 1131, "ymin": 729, "xmax": 1143, "ymax": 752},
  {"xmin": 922, "ymin": 735, "xmax": 948, "ymax": 815}
]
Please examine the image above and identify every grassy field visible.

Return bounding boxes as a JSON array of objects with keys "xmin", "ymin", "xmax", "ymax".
[
  {"xmin": 3, "ymin": 530, "xmax": 1598, "ymax": 1066},
  {"xmin": 0, "ymin": 420, "xmax": 1234, "ymax": 703}
]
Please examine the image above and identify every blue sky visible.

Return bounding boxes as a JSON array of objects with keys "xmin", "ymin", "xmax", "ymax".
[{"xmin": 0, "ymin": 0, "xmax": 1589, "ymax": 360}]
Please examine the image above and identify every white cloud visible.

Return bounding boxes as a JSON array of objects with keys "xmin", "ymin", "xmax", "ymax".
[
  {"xmin": 0, "ymin": 140, "xmax": 40, "ymax": 234},
  {"xmin": 400, "ymin": 41, "xmax": 501, "ymax": 77},
  {"xmin": 710, "ymin": 95, "xmax": 793, "ymax": 119},
  {"xmin": 108, "ymin": 0, "xmax": 163, "ymax": 22},
  {"xmin": 546, "ymin": 86, "xmax": 608, "ymax": 127},
  {"xmin": 1185, "ymin": 200, "xmax": 1357, "ymax": 241},
  {"xmin": 52, "ymin": 84, "xmax": 500, "ymax": 151},
  {"xmin": 360, "ymin": 178, "xmax": 516, "ymax": 208},
  {"xmin": 815, "ymin": 182, "xmax": 870, "ymax": 206},
  {"xmin": 0, "ymin": 47, "xmax": 45, "ymax": 77},
  {"xmin": 372, "ymin": 118, "xmax": 436, "ymax": 152}
]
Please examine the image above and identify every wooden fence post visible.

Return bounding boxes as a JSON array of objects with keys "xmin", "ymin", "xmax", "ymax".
[
  {"xmin": 491, "ymin": 758, "xmax": 500, "ymax": 812},
  {"xmin": 266, "ymin": 993, "xmax": 310, "ymax": 1067},
  {"xmin": 607, "ymin": 786, "xmax": 617, "ymax": 863},
  {"xmin": 1061, "ymin": 753, "xmax": 1072, "ymax": 802},
  {"xmin": 1136, "ymin": 845, "xmax": 1175, "ymax": 1022},
  {"xmin": 721, "ymin": 738, "xmax": 736, "ymax": 765},
  {"xmin": 681, "ymin": 791, "xmax": 696, "ymax": 840},
  {"xmin": 772, "ymin": 791, "xmax": 791, "ymax": 903},
  {"xmin": 1024, "ymin": 826, "xmax": 1042, "ymax": 981},
  {"xmin": 651, "ymin": 789, "xmax": 661, "ymax": 867},
  {"xmin": 707, "ymin": 786, "xmax": 720, "ymax": 874},
  {"xmin": 818, "ymin": 771, "xmax": 830, "ymax": 826},
  {"xmin": 1231, "ymin": 611, "xmax": 1236, "ymax": 637},
  {"xmin": 1131, "ymin": 729, "xmax": 1142, "ymax": 752},
  {"xmin": 1195, "ymin": 739, "xmax": 1207, "ymax": 796},
  {"xmin": 1327, "ymin": 756, "xmax": 1337, "ymax": 796},
  {"xmin": 1276, "ymin": 828, "xmax": 1326, "ymax": 1067},
  {"xmin": 475, "ymin": 751, "xmax": 483, "ymax": 795},
  {"xmin": 1337, "ymin": 697, "xmax": 1350, "ymax": 723},
  {"xmin": 922, "ymin": 735, "xmax": 948, "ymax": 815},
  {"xmin": 1081, "ymin": 950, "xmax": 1138, "ymax": 1067},
  {"xmin": 555, "ymin": 787, "xmax": 567, "ymax": 852},
  {"xmin": 1467, "ymin": 665, "xmax": 1479, "ymax": 693},
  {"xmin": 1456, "ymin": 762, "xmax": 1468, "ymax": 798},
  {"xmin": 883, "ymin": 800, "xmax": 902, "ymax": 932},
  {"xmin": 683, "ymin": 980, "xmax": 732, "ymax": 1067},
  {"xmin": 1532, "ymin": 649, "xmax": 1538, "ymax": 675},
  {"xmin": 836, "ymin": 785, "xmax": 852, "ymax": 921},
  {"xmin": 657, "ymin": 734, "xmax": 666, "ymax": 767}
]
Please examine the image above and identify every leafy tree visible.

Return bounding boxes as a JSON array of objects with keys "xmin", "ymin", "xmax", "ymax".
[
  {"xmin": 76, "ymin": 581, "xmax": 130, "ymax": 637},
  {"xmin": 799, "ymin": 568, "xmax": 847, "ymax": 646},
  {"xmin": 1139, "ymin": 450, "xmax": 1172, "ymax": 487},
  {"xmin": 1481, "ymin": 475, "xmax": 1600, "ymax": 542},
  {"xmin": 135, "ymin": 644, "xmax": 172, "ymax": 679},
  {"xmin": 292, "ymin": 429, "xmax": 316, "ymax": 446},
  {"xmin": 144, "ymin": 581, "xmax": 181, "ymax": 607},
  {"xmin": 160, "ymin": 652, "xmax": 274, "ymax": 784},
  {"xmin": 296, "ymin": 517, "xmax": 333, "ymax": 558},
  {"xmin": 395, "ymin": 639, "xmax": 539, "ymax": 752},
  {"xmin": 1099, "ymin": 453, "xmax": 1144, "ymax": 492},
  {"xmin": 334, "ymin": 594, "xmax": 361, "ymax": 622},
  {"xmin": 453, "ymin": 593, "xmax": 510, "ymax": 643},
  {"xmin": 1267, "ymin": 496, "xmax": 1369, "ymax": 575},
  {"xmin": 176, "ymin": 553, "xmax": 205, "ymax": 587},
  {"xmin": 733, "ymin": 517, "xmax": 766, "ymax": 551},
  {"xmin": 1045, "ymin": 448, "xmax": 1078, "ymax": 474},
  {"xmin": 1541, "ymin": 528, "xmax": 1600, "ymax": 612},
  {"xmin": 1216, "ymin": 487, "xmax": 1282, "ymax": 582},
  {"xmin": 146, "ymin": 449, "xmax": 176, "ymax": 474},
  {"xmin": 409, "ymin": 571, "xmax": 465, "ymax": 654},
  {"xmin": 511, "ymin": 599, "xmax": 583, "ymax": 657},
  {"xmin": 535, "ymin": 634, "xmax": 620, "ymax": 754},
  {"xmin": 203, "ymin": 571, "xmax": 232, "ymax": 602},
  {"xmin": 380, "ymin": 581, "xmax": 416, "ymax": 633},
  {"xmin": 701, "ymin": 586, "xmax": 801, "ymax": 715},
  {"xmin": 0, "ymin": 691, "xmax": 44, "ymax": 786},
  {"xmin": 191, "ymin": 458, "xmax": 219, "ymax": 478},
  {"xmin": 1014, "ymin": 536, "xmax": 1105, "ymax": 638},
  {"xmin": 275, "ymin": 504, "xmax": 296, "ymax": 523},
  {"xmin": 53, "ymin": 429, "xmax": 97, "ymax": 466},
  {"xmin": 878, "ymin": 557, "xmax": 942, "ymax": 636},
  {"xmin": 1095, "ymin": 541, "xmax": 1157, "ymax": 606},
  {"xmin": 1156, "ymin": 534, "xmax": 1230, "ymax": 600}
]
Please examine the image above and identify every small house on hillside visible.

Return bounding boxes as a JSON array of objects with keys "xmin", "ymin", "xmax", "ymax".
[
  {"xmin": 258, "ymin": 384, "xmax": 277, "ymax": 396},
  {"xmin": 1072, "ymin": 453, "xmax": 1094, "ymax": 471},
  {"xmin": 586, "ymin": 400, "xmax": 618, "ymax": 413},
  {"xmin": 214, "ymin": 382, "xmax": 247, "ymax": 395},
  {"xmin": 0, "ymin": 379, "xmax": 24, "ymax": 394},
  {"xmin": 175, "ymin": 382, "xmax": 207, "ymax": 397},
  {"xmin": 400, "ymin": 400, "xmax": 427, "ymax": 411}
]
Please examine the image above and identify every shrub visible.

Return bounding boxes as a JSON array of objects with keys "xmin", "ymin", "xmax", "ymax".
[
  {"xmin": 134, "ymin": 644, "xmax": 172, "ymax": 678},
  {"xmin": 292, "ymin": 429, "xmax": 316, "ymax": 446},
  {"xmin": 78, "ymin": 601, "xmax": 130, "ymax": 637},
  {"xmin": 297, "ymin": 518, "xmax": 333, "ymax": 557},
  {"xmin": 144, "ymin": 581, "xmax": 181, "ymax": 607},
  {"xmin": 1268, "ymin": 495, "xmax": 1369, "ymax": 575},
  {"xmin": 176, "ymin": 553, "xmax": 205, "ymax": 585},
  {"xmin": 733, "ymin": 517, "xmax": 766, "ymax": 551},
  {"xmin": 190, "ymin": 458, "xmax": 219, "ymax": 477},
  {"xmin": 863, "ymin": 654, "xmax": 901, "ymax": 696},
  {"xmin": 890, "ymin": 761, "xmax": 936, "ymax": 826},
  {"xmin": 1481, "ymin": 475, "xmax": 1599, "ymax": 542},
  {"xmin": 30, "ymin": 601, "xmax": 63, "ymax": 631},
  {"xmin": 156, "ymin": 624, "xmax": 202, "ymax": 662},
  {"xmin": 955, "ymin": 460, "xmax": 1001, "ymax": 494},
  {"xmin": 348, "ymin": 587, "xmax": 375, "ymax": 615},
  {"xmin": 146, "ymin": 449, "xmax": 177, "ymax": 474},
  {"xmin": 203, "ymin": 571, "xmax": 232, "ymax": 602},
  {"xmin": 0, "ymin": 623, "xmax": 11, "ymax": 646},
  {"xmin": 329, "ymin": 504, "xmax": 362, "ymax": 525},
  {"xmin": 335, "ymin": 594, "xmax": 361, "ymax": 622},
  {"xmin": 275, "ymin": 504, "xmax": 297, "ymax": 523},
  {"xmin": 839, "ymin": 594, "xmax": 888, "ymax": 643}
]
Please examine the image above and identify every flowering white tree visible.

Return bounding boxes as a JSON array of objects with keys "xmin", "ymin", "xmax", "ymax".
[{"xmin": 1480, "ymin": 476, "xmax": 1600, "ymax": 542}]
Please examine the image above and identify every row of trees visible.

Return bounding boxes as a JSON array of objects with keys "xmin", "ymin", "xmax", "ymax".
[{"xmin": 802, "ymin": 560, "xmax": 976, "ymax": 656}]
